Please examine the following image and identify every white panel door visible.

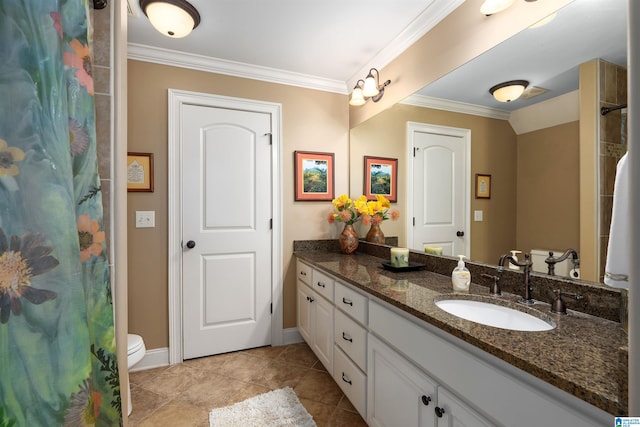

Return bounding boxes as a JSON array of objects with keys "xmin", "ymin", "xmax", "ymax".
[
  {"xmin": 182, "ymin": 104, "xmax": 272, "ymax": 359},
  {"xmin": 412, "ymin": 129, "xmax": 467, "ymax": 257}
]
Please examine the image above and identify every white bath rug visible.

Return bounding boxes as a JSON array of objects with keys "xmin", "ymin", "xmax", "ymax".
[{"xmin": 209, "ymin": 387, "xmax": 317, "ymax": 427}]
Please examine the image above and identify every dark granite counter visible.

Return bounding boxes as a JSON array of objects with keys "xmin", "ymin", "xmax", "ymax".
[{"xmin": 295, "ymin": 245, "xmax": 628, "ymax": 416}]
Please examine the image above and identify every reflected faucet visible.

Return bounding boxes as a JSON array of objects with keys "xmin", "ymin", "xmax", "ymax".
[
  {"xmin": 544, "ymin": 249, "xmax": 579, "ymax": 276},
  {"xmin": 497, "ymin": 253, "xmax": 534, "ymax": 305}
]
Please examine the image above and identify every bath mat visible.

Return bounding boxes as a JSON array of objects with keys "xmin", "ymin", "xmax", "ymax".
[{"xmin": 209, "ymin": 387, "xmax": 317, "ymax": 427}]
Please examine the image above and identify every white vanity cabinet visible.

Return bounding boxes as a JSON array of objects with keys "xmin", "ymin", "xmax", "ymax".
[{"xmin": 296, "ymin": 260, "xmax": 334, "ymax": 372}]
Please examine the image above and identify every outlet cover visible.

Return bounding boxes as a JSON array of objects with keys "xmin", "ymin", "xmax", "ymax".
[{"xmin": 136, "ymin": 211, "xmax": 155, "ymax": 228}]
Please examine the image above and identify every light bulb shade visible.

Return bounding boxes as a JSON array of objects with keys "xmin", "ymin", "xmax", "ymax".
[
  {"xmin": 362, "ymin": 74, "xmax": 380, "ymax": 98},
  {"xmin": 480, "ymin": 0, "xmax": 516, "ymax": 15},
  {"xmin": 349, "ymin": 87, "xmax": 366, "ymax": 106},
  {"xmin": 489, "ymin": 80, "xmax": 529, "ymax": 102},
  {"xmin": 140, "ymin": 0, "xmax": 201, "ymax": 38}
]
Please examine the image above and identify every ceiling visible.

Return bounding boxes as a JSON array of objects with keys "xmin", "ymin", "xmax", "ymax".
[
  {"xmin": 126, "ymin": 0, "xmax": 463, "ymax": 94},
  {"xmin": 126, "ymin": 0, "xmax": 627, "ymax": 110},
  {"xmin": 415, "ymin": 0, "xmax": 627, "ymax": 111}
]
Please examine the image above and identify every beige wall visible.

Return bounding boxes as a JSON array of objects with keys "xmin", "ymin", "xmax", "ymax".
[
  {"xmin": 128, "ymin": 60, "xmax": 349, "ymax": 349},
  {"xmin": 350, "ymin": 103, "xmax": 517, "ymax": 264},
  {"xmin": 516, "ymin": 121, "xmax": 580, "ymax": 254}
]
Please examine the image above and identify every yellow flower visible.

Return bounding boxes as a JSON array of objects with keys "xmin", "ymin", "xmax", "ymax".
[
  {"xmin": 376, "ymin": 194, "xmax": 391, "ymax": 209},
  {"xmin": 0, "ymin": 139, "xmax": 26, "ymax": 177},
  {"xmin": 332, "ymin": 194, "xmax": 351, "ymax": 209}
]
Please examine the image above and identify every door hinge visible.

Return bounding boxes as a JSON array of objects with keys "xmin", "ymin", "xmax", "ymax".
[
  {"xmin": 270, "ymin": 218, "xmax": 273, "ymax": 229},
  {"xmin": 413, "ymin": 217, "xmax": 416, "ymax": 226},
  {"xmin": 270, "ymin": 303, "xmax": 273, "ymax": 314},
  {"xmin": 413, "ymin": 147, "xmax": 417, "ymax": 157},
  {"xmin": 265, "ymin": 132, "xmax": 272, "ymax": 145}
]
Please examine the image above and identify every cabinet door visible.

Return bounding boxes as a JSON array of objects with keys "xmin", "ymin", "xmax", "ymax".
[
  {"xmin": 297, "ymin": 281, "xmax": 313, "ymax": 344},
  {"xmin": 435, "ymin": 387, "xmax": 495, "ymax": 427},
  {"xmin": 313, "ymin": 294, "xmax": 334, "ymax": 372},
  {"xmin": 368, "ymin": 335, "xmax": 436, "ymax": 427}
]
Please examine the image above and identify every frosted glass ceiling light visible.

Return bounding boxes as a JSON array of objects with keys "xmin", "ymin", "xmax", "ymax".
[
  {"xmin": 350, "ymin": 68, "xmax": 391, "ymax": 106},
  {"xmin": 349, "ymin": 81, "xmax": 366, "ymax": 106},
  {"xmin": 480, "ymin": 0, "xmax": 516, "ymax": 15},
  {"xmin": 362, "ymin": 71, "xmax": 380, "ymax": 98},
  {"xmin": 140, "ymin": 0, "xmax": 201, "ymax": 38},
  {"xmin": 489, "ymin": 80, "xmax": 529, "ymax": 102}
]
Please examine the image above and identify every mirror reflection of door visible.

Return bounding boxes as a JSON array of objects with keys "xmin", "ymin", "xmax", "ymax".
[{"xmin": 407, "ymin": 122, "xmax": 470, "ymax": 258}]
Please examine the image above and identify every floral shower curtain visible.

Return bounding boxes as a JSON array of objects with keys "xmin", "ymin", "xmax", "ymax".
[{"xmin": 0, "ymin": 1, "xmax": 121, "ymax": 425}]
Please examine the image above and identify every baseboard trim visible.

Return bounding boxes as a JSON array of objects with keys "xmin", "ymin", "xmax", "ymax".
[
  {"xmin": 283, "ymin": 327, "xmax": 303, "ymax": 345},
  {"xmin": 131, "ymin": 347, "xmax": 169, "ymax": 372}
]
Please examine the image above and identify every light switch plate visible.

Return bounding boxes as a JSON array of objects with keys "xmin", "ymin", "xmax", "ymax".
[
  {"xmin": 136, "ymin": 211, "xmax": 155, "ymax": 228},
  {"xmin": 474, "ymin": 210, "xmax": 483, "ymax": 222}
]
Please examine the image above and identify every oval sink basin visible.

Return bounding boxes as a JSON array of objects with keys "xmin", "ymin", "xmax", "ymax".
[{"xmin": 435, "ymin": 298, "xmax": 555, "ymax": 331}]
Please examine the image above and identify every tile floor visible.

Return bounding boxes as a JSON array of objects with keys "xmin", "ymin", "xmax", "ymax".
[{"xmin": 129, "ymin": 342, "xmax": 368, "ymax": 426}]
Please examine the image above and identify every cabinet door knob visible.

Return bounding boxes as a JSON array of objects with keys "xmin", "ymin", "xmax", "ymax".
[
  {"xmin": 309, "ymin": 296, "xmax": 314, "ymax": 303},
  {"xmin": 341, "ymin": 372, "xmax": 352, "ymax": 385},
  {"xmin": 421, "ymin": 395, "xmax": 431, "ymax": 406},
  {"xmin": 435, "ymin": 406, "xmax": 445, "ymax": 418},
  {"xmin": 317, "ymin": 281, "xmax": 326, "ymax": 288},
  {"xmin": 342, "ymin": 297, "xmax": 353, "ymax": 306},
  {"xmin": 342, "ymin": 332, "xmax": 353, "ymax": 343}
]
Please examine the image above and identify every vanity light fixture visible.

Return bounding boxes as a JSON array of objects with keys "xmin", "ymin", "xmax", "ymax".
[
  {"xmin": 349, "ymin": 68, "xmax": 391, "ymax": 106},
  {"xmin": 489, "ymin": 80, "xmax": 529, "ymax": 102},
  {"xmin": 140, "ymin": 0, "xmax": 201, "ymax": 38},
  {"xmin": 480, "ymin": 0, "xmax": 516, "ymax": 15}
]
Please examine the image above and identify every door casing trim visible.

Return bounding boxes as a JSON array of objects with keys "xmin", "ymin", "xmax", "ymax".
[
  {"xmin": 168, "ymin": 89, "xmax": 283, "ymax": 364},
  {"xmin": 405, "ymin": 121, "xmax": 471, "ymax": 258}
]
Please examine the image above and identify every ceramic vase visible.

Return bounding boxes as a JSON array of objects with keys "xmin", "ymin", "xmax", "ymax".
[
  {"xmin": 339, "ymin": 224, "xmax": 359, "ymax": 254},
  {"xmin": 366, "ymin": 222, "xmax": 385, "ymax": 244}
]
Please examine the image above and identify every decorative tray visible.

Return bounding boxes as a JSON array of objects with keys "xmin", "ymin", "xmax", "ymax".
[{"xmin": 381, "ymin": 261, "xmax": 426, "ymax": 272}]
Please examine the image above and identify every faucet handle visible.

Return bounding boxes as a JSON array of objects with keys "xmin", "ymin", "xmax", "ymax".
[
  {"xmin": 481, "ymin": 273, "xmax": 501, "ymax": 296},
  {"xmin": 551, "ymin": 290, "xmax": 567, "ymax": 315}
]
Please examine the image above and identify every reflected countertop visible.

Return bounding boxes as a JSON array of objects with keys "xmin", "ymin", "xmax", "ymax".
[{"xmin": 295, "ymin": 249, "xmax": 628, "ymax": 416}]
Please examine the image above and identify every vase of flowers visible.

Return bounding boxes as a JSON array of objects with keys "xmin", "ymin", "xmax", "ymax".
[
  {"xmin": 362, "ymin": 195, "xmax": 400, "ymax": 244},
  {"xmin": 328, "ymin": 194, "xmax": 368, "ymax": 254}
]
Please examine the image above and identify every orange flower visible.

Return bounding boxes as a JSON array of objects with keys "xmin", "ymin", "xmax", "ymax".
[
  {"xmin": 327, "ymin": 213, "xmax": 335, "ymax": 224},
  {"xmin": 390, "ymin": 209, "xmax": 400, "ymax": 221},
  {"xmin": 64, "ymin": 39, "xmax": 94, "ymax": 95},
  {"xmin": 77, "ymin": 214, "xmax": 105, "ymax": 262}
]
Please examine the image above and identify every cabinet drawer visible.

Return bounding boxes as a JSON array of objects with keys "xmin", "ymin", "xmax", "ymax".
[
  {"xmin": 297, "ymin": 260, "xmax": 311, "ymax": 285},
  {"xmin": 333, "ymin": 345, "xmax": 366, "ymax": 419},
  {"xmin": 334, "ymin": 310, "xmax": 367, "ymax": 371},
  {"xmin": 335, "ymin": 281, "xmax": 368, "ymax": 325},
  {"xmin": 312, "ymin": 269, "xmax": 334, "ymax": 302}
]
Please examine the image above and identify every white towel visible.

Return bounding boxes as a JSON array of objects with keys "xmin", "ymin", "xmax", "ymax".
[{"xmin": 604, "ymin": 152, "xmax": 630, "ymax": 289}]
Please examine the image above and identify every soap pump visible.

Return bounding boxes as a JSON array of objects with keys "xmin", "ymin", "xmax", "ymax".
[
  {"xmin": 452, "ymin": 255, "xmax": 471, "ymax": 292},
  {"xmin": 509, "ymin": 250, "xmax": 522, "ymax": 270}
]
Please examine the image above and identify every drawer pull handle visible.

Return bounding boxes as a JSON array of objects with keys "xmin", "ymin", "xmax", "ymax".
[
  {"xmin": 307, "ymin": 296, "xmax": 314, "ymax": 303},
  {"xmin": 342, "ymin": 298, "xmax": 353, "ymax": 306},
  {"xmin": 300, "ymin": 271, "xmax": 307, "ymax": 276},
  {"xmin": 341, "ymin": 373, "xmax": 352, "ymax": 385},
  {"xmin": 421, "ymin": 395, "xmax": 431, "ymax": 406},
  {"xmin": 317, "ymin": 282, "xmax": 326, "ymax": 288},
  {"xmin": 435, "ymin": 406, "xmax": 445, "ymax": 418},
  {"xmin": 342, "ymin": 332, "xmax": 353, "ymax": 343}
]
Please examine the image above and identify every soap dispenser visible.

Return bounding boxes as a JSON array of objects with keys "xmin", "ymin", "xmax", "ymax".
[
  {"xmin": 509, "ymin": 250, "xmax": 522, "ymax": 270},
  {"xmin": 452, "ymin": 255, "xmax": 471, "ymax": 292}
]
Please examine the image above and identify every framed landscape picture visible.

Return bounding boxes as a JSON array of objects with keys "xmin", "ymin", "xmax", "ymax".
[
  {"xmin": 364, "ymin": 156, "xmax": 397, "ymax": 202},
  {"xmin": 294, "ymin": 151, "xmax": 335, "ymax": 201}
]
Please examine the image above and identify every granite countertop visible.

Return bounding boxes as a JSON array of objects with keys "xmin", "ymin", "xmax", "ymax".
[{"xmin": 295, "ymin": 249, "xmax": 628, "ymax": 416}]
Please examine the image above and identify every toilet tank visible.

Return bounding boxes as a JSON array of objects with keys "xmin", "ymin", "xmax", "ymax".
[{"xmin": 530, "ymin": 249, "xmax": 571, "ymax": 277}]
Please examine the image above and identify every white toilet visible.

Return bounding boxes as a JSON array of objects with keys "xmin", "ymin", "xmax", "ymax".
[{"xmin": 127, "ymin": 333, "xmax": 146, "ymax": 415}]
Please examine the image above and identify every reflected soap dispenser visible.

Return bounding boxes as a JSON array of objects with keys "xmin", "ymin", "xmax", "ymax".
[{"xmin": 452, "ymin": 255, "xmax": 471, "ymax": 292}]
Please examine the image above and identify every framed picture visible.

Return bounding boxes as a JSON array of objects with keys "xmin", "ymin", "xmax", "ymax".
[
  {"xmin": 364, "ymin": 156, "xmax": 397, "ymax": 202},
  {"xmin": 475, "ymin": 173, "xmax": 491, "ymax": 199},
  {"xmin": 294, "ymin": 151, "xmax": 335, "ymax": 201},
  {"xmin": 127, "ymin": 152, "xmax": 154, "ymax": 192}
]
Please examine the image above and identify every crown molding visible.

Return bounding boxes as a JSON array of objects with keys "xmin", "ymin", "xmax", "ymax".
[
  {"xmin": 401, "ymin": 94, "xmax": 511, "ymax": 120},
  {"xmin": 347, "ymin": 0, "xmax": 465, "ymax": 89},
  {"xmin": 127, "ymin": 43, "xmax": 349, "ymax": 94}
]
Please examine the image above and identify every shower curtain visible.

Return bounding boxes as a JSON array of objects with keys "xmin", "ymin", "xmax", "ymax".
[{"xmin": 0, "ymin": 1, "xmax": 121, "ymax": 425}]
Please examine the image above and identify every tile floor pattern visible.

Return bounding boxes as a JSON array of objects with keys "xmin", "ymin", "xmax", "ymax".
[{"xmin": 129, "ymin": 342, "xmax": 368, "ymax": 426}]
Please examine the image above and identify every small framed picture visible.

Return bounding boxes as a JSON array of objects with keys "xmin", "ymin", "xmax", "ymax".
[
  {"xmin": 475, "ymin": 173, "xmax": 491, "ymax": 199},
  {"xmin": 294, "ymin": 151, "xmax": 335, "ymax": 201},
  {"xmin": 364, "ymin": 156, "xmax": 397, "ymax": 202},
  {"xmin": 127, "ymin": 152, "xmax": 154, "ymax": 192}
]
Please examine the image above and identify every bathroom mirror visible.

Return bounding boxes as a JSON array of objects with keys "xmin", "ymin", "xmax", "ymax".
[{"xmin": 349, "ymin": 0, "xmax": 628, "ymax": 285}]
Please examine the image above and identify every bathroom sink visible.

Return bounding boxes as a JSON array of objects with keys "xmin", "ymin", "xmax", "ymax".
[{"xmin": 435, "ymin": 298, "xmax": 555, "ymax": 331}]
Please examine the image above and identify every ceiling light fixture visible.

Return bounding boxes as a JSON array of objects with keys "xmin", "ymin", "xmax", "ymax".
[
  {"xmin": 349, "ymin": 68, "xmax": 391, "ymax": 106},
  {"xmin": 480, "ymin": 0, "xmax": 516, "ymax": 15},
  {"xmin": 489, "ymin": 80, "xmax": 529, "ymax": 102},
  {"xmin": 140, "ymin": 0, "xmax": 201, "ymax": 38}
]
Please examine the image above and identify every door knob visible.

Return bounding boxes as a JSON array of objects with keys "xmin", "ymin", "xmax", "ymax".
[
  {"xmin": 435, "ymin": 406, "xmax": 446, "ymax": 417},
  {"xmin": 186, "ymin": 240, "xmax": 196, "ymax": 249},
  {"xmin": 456, "ymin": 231, "xmax": 464, "ymax": 237}
]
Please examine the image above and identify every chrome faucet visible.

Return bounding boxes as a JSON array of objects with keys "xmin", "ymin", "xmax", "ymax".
[
  {"xmin": 544, "ymin": 249, "xmax": 579, "ymax": 276},
  {"xmin": 497, "ymin": 253, "xmax": 534, "ymax": 305}
]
